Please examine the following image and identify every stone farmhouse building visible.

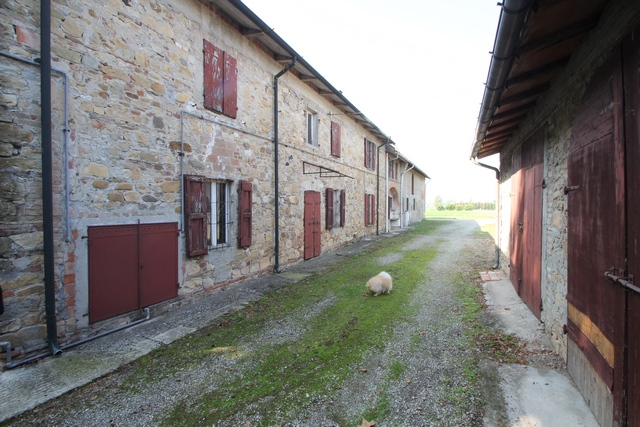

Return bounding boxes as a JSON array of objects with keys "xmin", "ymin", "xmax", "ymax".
[
  {"xmin": 0, "ymin": 0, "xmax": 428, "ymax": 364},
  {"xmin": 471, "ymin": 0, "xmax": 640, "ymax": 425}
]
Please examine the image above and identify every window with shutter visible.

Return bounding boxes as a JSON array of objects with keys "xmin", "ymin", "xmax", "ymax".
[
  {"xmin": 184, "ymin": 175, "xmax": 208, "ymax": 257},
  {"xmin": 204, "ymin": 39, "xmax": 237, "ymax": 118},
  {"xmin": 364, "ymin": 193, "xmax": 376, "ymax": 226},
  {"xmin": 331, "ymin": 121, "xmax": 341, "ymax": 157},
  {"xmin": 340, "ymin": 190, "xmax": 346, "ymax": 227},
  {"xmin": 411, "ymin": 174, "xmax": 415, "ymax": 195},
  {"xmin": 364, "ymin": 139, "xmax": 376, "ymax": 170},
  {"xmin": 326, "ymin": 188, "xmax": 334, "ymax": 229},
  {"xmin": 238, "ymin": 180, "xmax": 252, "ymax": 248}
]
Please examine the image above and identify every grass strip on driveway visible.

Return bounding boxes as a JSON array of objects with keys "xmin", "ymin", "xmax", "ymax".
[{"xmin": 120, "ymin": 221, "xmax": 440, "ymax": 426}]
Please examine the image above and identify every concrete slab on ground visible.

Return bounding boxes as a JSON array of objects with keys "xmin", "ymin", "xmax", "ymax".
[{"xmin": 481, "ymin": 273, "xmax": 599, "ymax": 427}]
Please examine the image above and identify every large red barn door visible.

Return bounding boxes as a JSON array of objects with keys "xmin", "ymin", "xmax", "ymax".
[
  {"xmin": 521, "ymin": 162, "xmax": 543, "ymax": 318},
  {"xmin": 567, "ymin": 47, "xmax": 626, "ymax": 420},
  {"xmin": 509, "ymin": 169, "xmax": 524, "ymax": 293},
  {"xmin": 304, "ymin": 191, "xmax": 321, "ymax": 260},
  {"xmin": 622, "ymin": 28, "xmax": 640, "ymax": 426}
]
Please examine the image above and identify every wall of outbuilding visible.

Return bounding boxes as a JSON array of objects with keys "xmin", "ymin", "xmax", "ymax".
[
  {"xmin": 0, "ymin": 0, "xmax": 421, "ymax": 360},
  {"xmin": 496, "ymin": 2, "xmax": 640, "ymax": 425}
]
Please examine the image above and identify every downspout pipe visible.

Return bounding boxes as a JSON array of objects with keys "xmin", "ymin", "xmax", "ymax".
[
  {"xmin": 0, "ymin": 52, "xmax": 71, "ymax": 242},
  {"xmin": 376, "ymin": 140, "xmax": 392, "ymax": 235},
  {"xmin": 471, "ymin": 0, "xmax": 531, "ymax": 158},
  {"xmin": 473, "ymin": 158, "xmax": 501, "ymax": 269},
  {"xmin": 273, "ymin": 57, "xmax": 297, "ymax": 273},
  {"xmin": 41, "ymin": 0, "xmax": 61, "ymax": 357}
]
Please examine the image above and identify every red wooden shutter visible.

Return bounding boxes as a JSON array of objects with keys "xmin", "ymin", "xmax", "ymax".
[
  {"xmin": 340, "ymin": 190, "xmax": 346, "ymax": 227},
  {"xmin": 203, "ymin": 39, "xmax": 224, "ymax": 114},
  {"xmin": 223, "ymin": 52, "xmax": 237, "ymax": 118},
  {"xmin": 326, "ymin": 188, "xmax": 334, "ymax": 229},
  {"xmin": 238, "ymin": 180, "xmax": 252, "ymax": 248},
  {"xmin": 364, "ymin": 138, "xmax": 369, "ymax": 168},
  {"xmin": 371, "ymin": 141, "xmax": 376, "ymax": 169},
  {"xmin": 184, "ymin": 175, "xmax": 208, "ymax": 257},
  {"xmin": 372, "ymin": 194, "xmax": 376, "ymax": 225},
  {"xmin": 331, "ymin": 122, "xmax": 341, "ymax": 157},
  {"xmin": 364, "ymin": 194, "xmax": 370, "ymax": 226}
]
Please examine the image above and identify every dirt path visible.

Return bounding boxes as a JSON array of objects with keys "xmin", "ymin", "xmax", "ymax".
[{"xmin": 4, "ymin": 220, "xmax": 497, "ymax": 427}]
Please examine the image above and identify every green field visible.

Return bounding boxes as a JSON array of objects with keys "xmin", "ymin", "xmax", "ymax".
[{"xmin": 424, "ymin": 209, "xmax": 496, "ymax": 220}]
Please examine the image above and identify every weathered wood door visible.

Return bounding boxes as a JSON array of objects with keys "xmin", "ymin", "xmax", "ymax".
[
  {"xmin": 521, "ymin": 163, "xmax": 543, "ymax": 318},
  {"xmin": 509, "ymin": 131, "xmax": 543, "ymax": 320},
  {"xmin": 304, "ymin": 191, "xmax": 321, "ymax": 260},
  {"xmin": 622, "ymin": 28, "xmax": 640, "ymax": 426},
  {"xmin": 567, "ymin": 36, "xmax": 640, "ymax": 424}
]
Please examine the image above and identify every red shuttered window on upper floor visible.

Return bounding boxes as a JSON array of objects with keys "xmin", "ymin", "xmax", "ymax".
[
  {"xmin": 331, "ymin": 121, "xmax": 341, "ymax": 157},
  {"xmin": 204, "ymin": 39, "xmax": 237, "ymax": 119},
  {"xmin": 364, "ymin": 138, "xmax": 376, "ymax": 169}
]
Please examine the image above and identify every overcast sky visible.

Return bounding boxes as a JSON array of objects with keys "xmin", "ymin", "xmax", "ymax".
[{"xmin": 242, "ymin": 0, "xmax": 502, "ymax": 204}]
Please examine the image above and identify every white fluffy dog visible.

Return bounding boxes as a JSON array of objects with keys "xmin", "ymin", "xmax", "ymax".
[{"xmin": 366, "ymin": 271, "xmax": 393, "ymax": 296}]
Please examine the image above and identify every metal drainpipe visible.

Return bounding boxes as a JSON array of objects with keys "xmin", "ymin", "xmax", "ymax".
[
  {"xmin": 473, "ymin": 158, "xmax": 501, "ymax": 269},
  {"xmin": 41, "ymin": 0, "xmax": 61, "ymax": 357},
  {"xmin": 376, "ymin": 140, "xmax": 391, "ymax": 235},
  {"xmin": 0, "ymin": 51, "xmax": 71, "ymax": 242},
  {"xmin": 273, "ymin": 57, "xmax": 296, "ymax": 273}
]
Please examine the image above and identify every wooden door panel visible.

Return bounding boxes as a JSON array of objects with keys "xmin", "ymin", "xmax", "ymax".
[
  {"xmin": 522, "ymin": 163, "xmax": 543, "ymax": 319},
  {"xmin": 304, "ymin": 191, "xmax": 321, "ymax": 260},
  {"xmin": 623, "ymin": 27, "xmax": 640, "ymax": 426},
  {"xmin": 88, "ymin": 225, "xmax": 139, "ymax": 324},
  {"xmin": 139, "ymin": 223, "xmax": 178, "ymax": 307}
]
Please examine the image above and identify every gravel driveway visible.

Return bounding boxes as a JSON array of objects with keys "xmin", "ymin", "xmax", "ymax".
[{"xmin": 5, "ymin": 219, "xmax": 499, "ymax": 426}]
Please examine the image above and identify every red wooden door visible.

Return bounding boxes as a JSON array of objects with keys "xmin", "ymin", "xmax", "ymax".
[
  {"xmin": 567, "ymin": 46, "xmax": 625, "ymax": 416},
  {"xmin": 622, "ymin": 28, "xmax": 640, "ymax": 426},
  {"xmin": 304, "ymin": 191, "xmax": 321, "ymax": 260},
  {"xmin": 521, "ymin": 163, "xmax": 543, "ymax": 318},
  {"xmin": 509, "ymin": 169, "xmax": 524, "ymax": 293},
  {"xmin": 88, "ymin": 225, "xmax": 139, "ymax": 323}
]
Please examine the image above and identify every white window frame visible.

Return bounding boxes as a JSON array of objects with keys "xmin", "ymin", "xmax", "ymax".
[
  {"xmin": 306, "ymin": 109, "xmax": 318, "ymax": 146},
  {"xmin": 207, "ymin": 180, "xmax": 231, "ymax": 248}
]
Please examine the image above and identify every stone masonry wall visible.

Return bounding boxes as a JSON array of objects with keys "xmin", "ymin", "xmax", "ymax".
[{"xmin": 0, "ymin": 0, "xmax": 409, "ymax": 358}]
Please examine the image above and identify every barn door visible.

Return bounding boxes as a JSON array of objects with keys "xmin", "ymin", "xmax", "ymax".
[
  {"xmin": 509, "ymin": 169, "xmax": 524, "ymax": 292},
  {"xmin": 304, "ymin": 191, "xmax": 321, "ymax": 259},
  {"xmin": 567, "ymin": 46, "xmax": 627, "ymax": 422},
  {"xmin": 622, "ymin": 28, "xmax": 640, "ymax": 426},
  {"xmin": 521, "ymin": 163, "xmax": 543, "ymax": 318}
]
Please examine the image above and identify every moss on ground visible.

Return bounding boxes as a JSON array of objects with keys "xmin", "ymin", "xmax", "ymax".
[{"xmin": 118, "ymin": 221, "xmax": 440, "ymax": 426}]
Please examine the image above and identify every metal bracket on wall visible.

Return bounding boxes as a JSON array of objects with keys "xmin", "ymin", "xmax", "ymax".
[{"xmin": 302, "ymin": 161, "xmax": 353, "ymax": 179}]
